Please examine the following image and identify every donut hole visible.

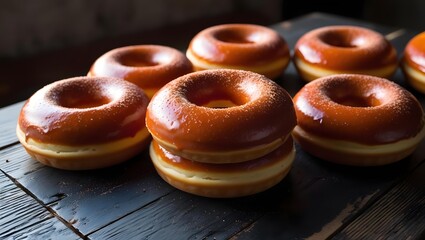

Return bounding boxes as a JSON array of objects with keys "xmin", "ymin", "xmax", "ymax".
[
  {"xmin": 187, "ymin": 87, "xmax": 249, "ymax": 109},
  {"xmin": 214, "ymin": 29, "xmax": 255, "ymax": 44},
  {"xmin": 319, "ymin": 31, "xmax": 360, "ymax": 48},
  {"xmin": 54, "ymin": 85, "xmax": 112, "ymax": 109},
  {"xmin": 119, "ymin": 51, "xmax": 159, "ymax": 67},
  {"xmin": 327, "ymin": 87, "xmax": 382, "ymax": 107}
]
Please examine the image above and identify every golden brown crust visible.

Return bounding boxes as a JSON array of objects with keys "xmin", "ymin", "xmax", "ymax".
[
  {"xmin": 292, "ymin": 125, "xmax": 425, "ymax": 166},
  {"xmin": 146, "ymin": 69, "xmax": 296, "ymax": 160},
  {"xmin": 187, "ymin": 24, "xmax": 289, "ymax": 79},
  {"xmin": 88, "ymin": 45, "xmax": 193, "ymax": 98},
  {"xmin": 294, "ymin": 26, "xmax": 397, "ymax": 80},
  {"xmin": 17, "ymin": 126, "xmax": 151, "ymax": 170}
]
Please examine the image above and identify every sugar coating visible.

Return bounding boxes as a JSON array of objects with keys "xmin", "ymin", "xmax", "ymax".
[{"xmin": 146, "ymin": 69, "xmax": 296, "ymax": 150}]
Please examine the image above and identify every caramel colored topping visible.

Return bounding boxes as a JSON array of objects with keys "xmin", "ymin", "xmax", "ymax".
[
  {"xmin": 294, "ymin": 26, "xmax": 397, "ymax": 71},
  {"xmin": 146, "ymin": 69, "xmax": 296, "ymax": 151},
  {"xmin": 188, "ymin": 24, "xmax": 289, "ymax": 66},
  {"xmin": 294, "ymin": 74, "xmax": 425, "ymax": 145},
  {"xmin": 403, "ymin": 32, "xmax": 425, "ymax": 73},
  {"xmin": 88, "ymin": 45, "xmax": 193, "ymax": 90},
  {"xmin": 18, "ymin": 77, "xmax": 149, "ymax": 145}
]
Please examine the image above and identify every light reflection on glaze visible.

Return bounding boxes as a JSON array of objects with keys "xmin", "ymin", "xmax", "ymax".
[
  {"xmin": 18, "ymin": 77, "xmax": 149, "ymax": 145},
  {"xmin": 404, "ymin": 32, "xmax": 425, "ymax": 73},
  {"xmin": 293, "ymin": 74, "xmax": 425, "ymax": 144},
  {"xmin": 187, "ymin": 24, "xmax": 289, "ymax": 66},
  {"xmin": 295, "ymin": 95, "xmax": 324, "ymax": 122},
  {"xmin": 297, "ymin": 45, "xmax": 323, "ymax": 64},
  {"xmin": 88, "ymin": 45, "xmax": 193, "ymax": 94}
]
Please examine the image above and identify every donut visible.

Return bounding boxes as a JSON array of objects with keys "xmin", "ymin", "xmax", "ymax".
[
  {"xmin": 16, "ymin": 76, "xmax": 150, "ymax": 170},
  {"xmin": 401, "ymin": 32, "xmax": 425, "ymax": 93},
  {"xmin": 146, "ymin": 69, "xmax": 296, "ymax": 197},
  {"xmin": 88, "ymin": 45, "xmax": 193, "ymax": 99},
  {"xmin": 146, "ymin": 69, "xmax": 297, "ymax": 164},
  {"xmin": 292, "ymin": 74, "xmax": 425, "ymax": 166},
  {"xmin": 186, "ymin": 24, "xmax": 290, "ymax": 79},
  {"xmin": 293, "ymin": 26, "xmax": 398, "ymax": 82},
  {"xmin": 149, "ymin": 137, "xmax": 295, "ymax": 198}
]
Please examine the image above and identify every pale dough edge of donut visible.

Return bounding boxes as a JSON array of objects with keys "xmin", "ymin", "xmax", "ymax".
[
  {"xmin": 16, "ymin": 126, "xmax": 151, "ymax": 170},
  {"xmin": 151, "ymin": 134, "xmax": 288, "ymax": 164},
  {"xmin": 186, "ymin": 49, "xmax": 290, "ymax": 79},
  {"xmin": 402, "ymin": 61, "xmax": 425, "ymax": 93},
  {"xmin": 149, "ymin": 140, "xmax": 295, "ymax": 198},
  {"xmin": 293, "ymin": 57, "xmax": 398, "ymax": 82},
  {"xmin": 292, "ymin": 125, "xmax": 425, "ymax": 166}
]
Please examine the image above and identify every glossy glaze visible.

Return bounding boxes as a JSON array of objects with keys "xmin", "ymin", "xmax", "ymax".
[
  {"xmin": 187, "ymin": 24, "xmax": 289, "ymax": 66},
  {"xmin": 88, "ymin": 45, "xmax": 192, "ymax": 96},
  {"xmin": 294, "ymin": 26, "xmax": 397, "ymax": 70},
  {"xmin": 146, "ymin": 69, "xmax": 297, "ymax": 151},
  {"xmin": 18, "ymin": 77, "xmax": 149, "ymax": 145},
  {"xmin": 403, "ymin": 32, "xmax": 425, "ymax": 73},
  {"xmin": 293, "ymin": 74, "xmax": 424, "ymax": 144}
]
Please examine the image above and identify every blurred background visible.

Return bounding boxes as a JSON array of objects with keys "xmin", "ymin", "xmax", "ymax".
[{"xmin": 0, "ymin": 0, "xmax": 424, "ymax": 107}]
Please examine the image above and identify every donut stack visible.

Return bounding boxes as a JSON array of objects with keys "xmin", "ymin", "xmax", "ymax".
[{"xmin": 146, "ymin": 69, "xmax": 297, "ymax": 198}]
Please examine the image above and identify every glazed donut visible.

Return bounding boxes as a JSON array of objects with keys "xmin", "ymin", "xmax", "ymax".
[
  {"xmin": 186, "ymin": 24, "xmax": 290, "ymax": 79},
  {"xmin": 292, "ymin": 74, "xmax": 425, "ymax": 166},
  {"xmin": 88, "ymin": 45, "xmax": 193, "ymax": 99},
  {"xmin": 402, "ymin": 32, "xmax": 425, "ymax": 93},
  {"xmin": 146, "ymin": 69, "xmax": 297, "ymax": 164},
  {"xmin": 16, "ymin": 76, "xmax": 150, "ymax": 170},
  {"xmin": 294, "ymin": 26, "xmax": 398, "ymax": 82},
  {"xmin": 149, "ymin": 137, "xmax": 295, "ymax": 198}
]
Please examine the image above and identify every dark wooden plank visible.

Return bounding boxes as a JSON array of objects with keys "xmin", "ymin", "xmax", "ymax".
[
  {"xmin": 0, "ymin": 102, "xmax": 24, "ymax": 148},
  {"xmin": 0, "ymin": 171, "xmax": 79, "ymax": 239},
  {"xmin": 333, "ymin": 161, "xmax": 425, "ymax": 240},
  {"xmin": 0, "ymin": 145, "xmax": 175, "ymax": 236},
  {"xmin": 4, "ymin": 218, "xmax": 81, "ymax": 240},
  {"xmin": 231, "ymin": 143, "xmax": 425, "ymax": 240},
  {"xmin": 89, "ymin": 190, "xmax": 264, "ymax": 239}
]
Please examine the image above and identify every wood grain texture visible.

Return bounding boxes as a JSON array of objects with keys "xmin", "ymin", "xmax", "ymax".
[
  {"xmin": 332, "ymin": 161, "xmax": 425, "ymax": 240},
  {"xmin": 0, "ymin": 171, "xmax": 79, "ymax": 239},
  {"xmin": 0, "ymin": 102, "xmax": 23, "ymax": 149},
  {"xmin": 0, "ymin": 145, "xmax": 175, "ymax": 235},
  {"xmin": 90, "ymin": 190, "xmax": 264, "ymax": 239}
]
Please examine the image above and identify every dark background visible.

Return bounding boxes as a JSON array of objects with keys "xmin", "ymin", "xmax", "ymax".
[{"xmin": 0, "ymin": 0, "xmax": 423, "ymax": 107}]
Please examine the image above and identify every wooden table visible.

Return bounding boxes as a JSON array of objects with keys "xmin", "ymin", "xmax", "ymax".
[{"xmin": 1, "ymin": 13, "xmax": 425, "ymax": 240}]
